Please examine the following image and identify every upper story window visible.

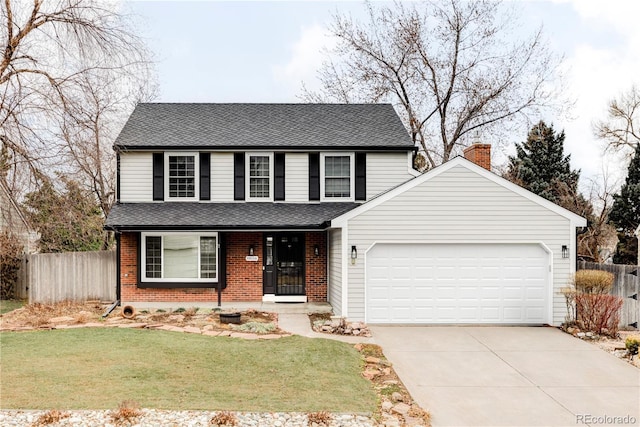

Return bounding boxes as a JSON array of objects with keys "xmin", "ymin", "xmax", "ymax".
[
  {"xmin": 165, "ymin": 153, "xmax": 199, "ymax": 201},
  {"xmin": 321, "ymin": 153, "xmax": 354, "ymax": 201},
  {"xmin": 246, "ymin": 153, "xmax": 273, "ymax": 201}
]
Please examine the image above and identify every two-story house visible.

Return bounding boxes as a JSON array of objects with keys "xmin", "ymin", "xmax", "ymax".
[{"xmin": 106, "ymin": 103, "xmax": 586, "ymax": 326}]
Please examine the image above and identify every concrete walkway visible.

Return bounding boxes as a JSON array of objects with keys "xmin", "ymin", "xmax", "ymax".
[
  {"xmin": 278, "ymin": 313, "xmax": 374, "ymax": 344},
  {"xmin": 370, "ymin": 326, "xmax": 640, "ymax": 427}
]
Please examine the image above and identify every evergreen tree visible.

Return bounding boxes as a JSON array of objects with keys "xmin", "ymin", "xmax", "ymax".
[
  {"xmin": 505, "ymin": 121, "xmax": 585, "ymax": 215},
  {"xmin": 610, "ymin": 143, "xmax": 640, "ymax": 264},
  {"xmin": 23, "ymin": 178, "xmax": 105, "ymax": 253}
]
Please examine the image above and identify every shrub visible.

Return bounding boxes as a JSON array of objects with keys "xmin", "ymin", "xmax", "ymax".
[
  {"xmin": 31, "ymin": 409, "xmax": 69, "ymax": 426},
  {"xmin": 307, "ymin": 411, "xmax": 332, "ymax": 426},
  {"xmin": 0, "ymin": 231, "xmax": 23, "ymax": 300},
  {"xmin": 110, "ymin": 400, "xmax": 142, "ymax": 425},
  {"xmin": 574, "ymin": 270, "xmax": 614, "ymax": 294},
  {"xmin": 231, "ymin": 321, "xmax": 276, "ymax": 334},
  {"xmin": 210, "ymin": 411, "xmax": 238, "ymax": 427},
  {"xmin": 575, "ymin": 293, "xmax": 623, "ymax": 336},
  {"xmin": 626, "ymin": 336, "xmax": 640, "ymax": 355}
]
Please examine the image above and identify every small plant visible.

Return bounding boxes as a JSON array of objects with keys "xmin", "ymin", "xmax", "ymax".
[
  {"xmin": 210, "ymin": 411, "xmax": 238, "ymax": 426},
  {"xmin": 625, "ymin": 336, "xmax": 640, "ymax": 355},
  {"xmin": 110, "ymin": 400, "xmax": 142, "ymax": 425},
  {"xmin": 173, "ymin": 307, "xmax": 186, "ymax": 313},
  {"xmin": 156, "ymin": 309, "xmax": 166, "ymax": 313},
  {"xmin": 379, "ymin": 383, "xmax": 402, "ymax": 396},
  {"xmin": 356, "ymin": 343, "xmax": 384, "ymax": 358},
  {"xmin": 184, "ymin": 307, "xmax": 199, "ymax": 316},
  {"xmin": 574, "ymin": 270, "xmax": 614, "ymax": 294},
  {"xmin": 231, "ymin": 321, "xmax": 276, "ymax": 334},
  {"xmin": 575, "ymin": 293, "xmax": 623, "ymax": 336},
  {"xmin": 31, "ymin": 409, "xmax": 69, "ymax": 426},
  {"xmin": 140, "ymin": 310, "xmax": 149, "ymax": 314},
  {"xmin": 307, "ymin": 411, "xmax": 332, "ymax": 426}
]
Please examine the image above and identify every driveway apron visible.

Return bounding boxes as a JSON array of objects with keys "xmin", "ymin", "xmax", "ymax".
[{"xmin": 370, "ymin": 326, "xmax": 640, "ymax": 427}]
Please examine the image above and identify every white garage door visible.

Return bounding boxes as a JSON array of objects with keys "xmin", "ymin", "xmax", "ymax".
[{"xmin": 366, "ymin": 243, "xmax": 549, "ymax": 324}]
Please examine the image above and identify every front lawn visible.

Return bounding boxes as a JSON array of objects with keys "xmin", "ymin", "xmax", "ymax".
[
  {"xmin": 0, "ymin": 328, "xmax": 376, "ymax": 412},
  {"xmin": 0, "ymin": 299, "xmax": 24, "ymax": 315}
]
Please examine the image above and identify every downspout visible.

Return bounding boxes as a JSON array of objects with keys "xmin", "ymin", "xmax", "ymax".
[{"xmin": 103, "ymin": 231, "xmax": 121, "ymax": 318}]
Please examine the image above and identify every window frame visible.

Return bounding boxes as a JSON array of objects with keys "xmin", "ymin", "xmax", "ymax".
[
  {"xmin": 320, "ymin": 152, "xmax": 355, "ymax": 201},
  {"xmin": 164, "ymin": 152, "xmax": 199, "ymax": 201},
  {"xmin": 140, "ymin": 232, "xmax": 218, "ymax": 283},
  {"xmin": 245, "ymin": 152, "xmax": 274, "ymax": 201}
]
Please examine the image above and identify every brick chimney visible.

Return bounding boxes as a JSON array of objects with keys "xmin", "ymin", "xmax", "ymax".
[{"xmin": 463, "ymin": 143, "xmax": 491, "ymax": 171}]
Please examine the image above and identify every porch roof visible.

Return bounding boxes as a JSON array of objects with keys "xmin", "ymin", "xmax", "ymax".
[{"xmin": 105, "ymin": 202, "xmax": 359, "ymax": 231}]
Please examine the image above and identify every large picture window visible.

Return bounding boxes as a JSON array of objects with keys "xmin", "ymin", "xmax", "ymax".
[
  {"xmin": 246, "ymin": 153, "xmax": 273, "ymax": 200},
  {"xmin": 321, "ymin": 153, "xmax": 354, "ymax": 200},
  {"xmin": 141, "ymin": 232, "xmax": 217, "ymax": 282},
  {"xmin": 165, "ymin": 153, "xmax": 199, "ymax": 200}
]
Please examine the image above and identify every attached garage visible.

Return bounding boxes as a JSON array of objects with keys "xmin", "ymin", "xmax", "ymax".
[
  {"xmin": 329, "ymin": 156, "xmax": 587, "ymax": 326},
  {"xmin": 366, "ymin": 243, "xmax": 550, "ymax": 324}
]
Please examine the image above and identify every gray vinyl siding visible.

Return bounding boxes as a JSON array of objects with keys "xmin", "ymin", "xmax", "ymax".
[
  {"xmin": 211, "ymin": 152, "xmax": 234, "ymax": 201},
  {"xmin": 285, "ymin": 153, "xmax": 309, "ymax": 202},
  {"xmin": 119, "ymin": 152, "xmax": 153, "ymax": 202},
  {"xmin": 346, "ymin": 165, "xmax": 573, "ymax": 326},
  {"xmin": 328, "ymin": 228, "xmax": 343, "ymax": 316},
  {"xmin": 366, "ymin": 152, "xmax": 414, "ymax": 199}
]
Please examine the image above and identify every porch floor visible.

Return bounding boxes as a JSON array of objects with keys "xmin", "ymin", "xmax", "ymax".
[{"xmin": 124, "ymin": 301, "xmax": 333, "ymax": 315}]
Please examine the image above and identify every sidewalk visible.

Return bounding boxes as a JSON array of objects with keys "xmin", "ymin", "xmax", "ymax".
[{"xmin": 278, "ymin": 313, "xmax": 374, "ymax": 344}]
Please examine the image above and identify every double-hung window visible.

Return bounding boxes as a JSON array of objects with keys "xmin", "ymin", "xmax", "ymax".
[
  {"xmin": 246, "ymin": 153, "xmax": 273, "ymax": 201},
  {"xmin": 321, "ymin": 153, "xmax": 354, "ymax": 201},
  {"xmin": 165, "ymin": 153, "xmax": 198, "ymax": 200},
  {"xmin": 142, "ymin": 232, "xmax": 217, "ymax": 283}
]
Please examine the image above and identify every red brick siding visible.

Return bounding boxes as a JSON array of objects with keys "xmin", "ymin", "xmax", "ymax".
[
  {"xmin": 305, "ymin": 232, "xmax": 327, "ymax": 302},
  {"xmin": 463, "ymin": 143, "xmax": 491, "ymax": 171},
  {"xmin": 224, "ymin": 232, "xmax": 263, "ymax": 301},
  {"xmin": 119, "ymin": 231, "xmax": 328, "ymax": 303}
]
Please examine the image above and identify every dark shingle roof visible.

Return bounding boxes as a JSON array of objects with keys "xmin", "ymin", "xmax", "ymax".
[
  {"xmin": 114, "ymin": 103, "xmax": 414, "ymax": 150},
  {"xmin": 105, "ymin": 202, "xmax": 359, "ymax": 231}
]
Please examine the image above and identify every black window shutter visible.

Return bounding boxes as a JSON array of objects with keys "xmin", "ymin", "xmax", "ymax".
[
  {"xmin": 309, "ymin": 153, "xmax": 320, "ymax": 201},
  {"xmin": 234, "ymin": 153, "xmax": 245, "ymax": 200},
  {"xmin": 355, "ymin": 152, "xmax": 366, "ymax": 201},
  {"xmin": 152, "ymin": 153, "xmax": 164, "ymax": 201},
  {"xmin": 116, "ymin": 153, "xmax": 121, "ymax": 202},
  {"xmin": 199, "ymin": 153, "xmax": 211, "ymax": 200},
  {"xmin": 274, "ymin": 153, "xmax": 285, "ymax": 201}
]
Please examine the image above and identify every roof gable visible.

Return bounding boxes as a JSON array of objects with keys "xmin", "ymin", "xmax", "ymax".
[
  {"xmin": 114, "ymin": 103, "xmax": 414, "ymax": 150},
  {"xmin": 331, "ymin": 156, "xmax": 587, "ymax": 227}
]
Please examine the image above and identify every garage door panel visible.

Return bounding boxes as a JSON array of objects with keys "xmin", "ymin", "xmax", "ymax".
[{"xmin": 366, "ymin": 243, "xmax": 549, "ymax": 324}]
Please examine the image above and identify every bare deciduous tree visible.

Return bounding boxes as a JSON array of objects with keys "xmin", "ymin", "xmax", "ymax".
[
  {"xmin": 303, "ymin": 0, "xmax": 565, "ymax": 169},
  {"xmin": 577, "ymin": 170, "xmax": 619, "ymax": 264},
  {"xmin": 0, "ymin": 0, "xmax": 154, "ymax": 248},
  {"xmin": 594, "ymin": 85, "xmax": 640, "ymax": 156}
]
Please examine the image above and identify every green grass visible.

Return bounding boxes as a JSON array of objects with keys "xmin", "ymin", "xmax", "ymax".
[
  {"xmin": 0, "ymin": 299, "xmax": 24, "ymax": 315},
  {"xmin": 0, "ymin": 328, "xmax": 376, "ymax": 412}
]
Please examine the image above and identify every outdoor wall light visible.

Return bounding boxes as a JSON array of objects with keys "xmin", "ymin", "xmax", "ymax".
[
  {"xmin": 351, "ymin": 245, "xmax": 357, "ymax": 265},
  {"xmin": 248, "ymin": 245, "xmax": 255, "ymax": 256},
  {"xmin": 314, "ymin": 245, "xmax": 320, "ymax": 256},
  {"xmin": 561, "ymin": 245, "xmax": 569, "ymax": 259}
]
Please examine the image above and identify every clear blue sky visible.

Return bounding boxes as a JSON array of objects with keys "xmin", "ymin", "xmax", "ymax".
[{"xmin": 125, "ymin": 0, "xmax": 639, "ymax": 188}]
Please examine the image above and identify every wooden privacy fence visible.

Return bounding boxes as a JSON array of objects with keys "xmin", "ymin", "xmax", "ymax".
[
  {"xmin": 578, "ymin": 261, "xmax": 639, "ymax": 329},
  {"xmin": 17, "ymin": 250, "xmax": 116, "ymax": 304}
]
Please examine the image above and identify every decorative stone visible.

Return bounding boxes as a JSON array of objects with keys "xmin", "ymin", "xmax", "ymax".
[
  {"xmin": 391, "ymin": 402, "xmax": 411, "ymax": 415},
  {"xmin": 577, "ymin": 332, "xmax": 586, "ymax": 338},
  {"xmin": 391, "ymin": 392, "xmax": 404, "ymax": 402},
  {"xmin": 362, "ymin": 369, "xmax": 380, "ymax": 380},
  {"xmin": 183, "ymin": 326, "xmax": 202, "ymax": 334},
  {"xmin": 365, "ymin": 356, "xmax": 381, "ymax": 364},
  {"xmin": 381, "ymin": 401, "xmax": 393, "ymax": 411}
]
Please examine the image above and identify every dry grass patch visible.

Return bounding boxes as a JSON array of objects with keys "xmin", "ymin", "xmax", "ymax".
[
  {"xmin": 210, "ymin": 411, "xmax": 238, "ymax": 426},
  {"xmin": 0, "ymin": 301, "xmax": 103, "ymax": 328},
  {"xmin": 110, "ymin": 400, "xmax": 142, "ymax": 425}
]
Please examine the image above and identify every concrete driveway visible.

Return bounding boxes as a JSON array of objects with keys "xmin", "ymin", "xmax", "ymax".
[{"xmin": 371, "ymin": 326, "xmax": 640, "ymax": 427}]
